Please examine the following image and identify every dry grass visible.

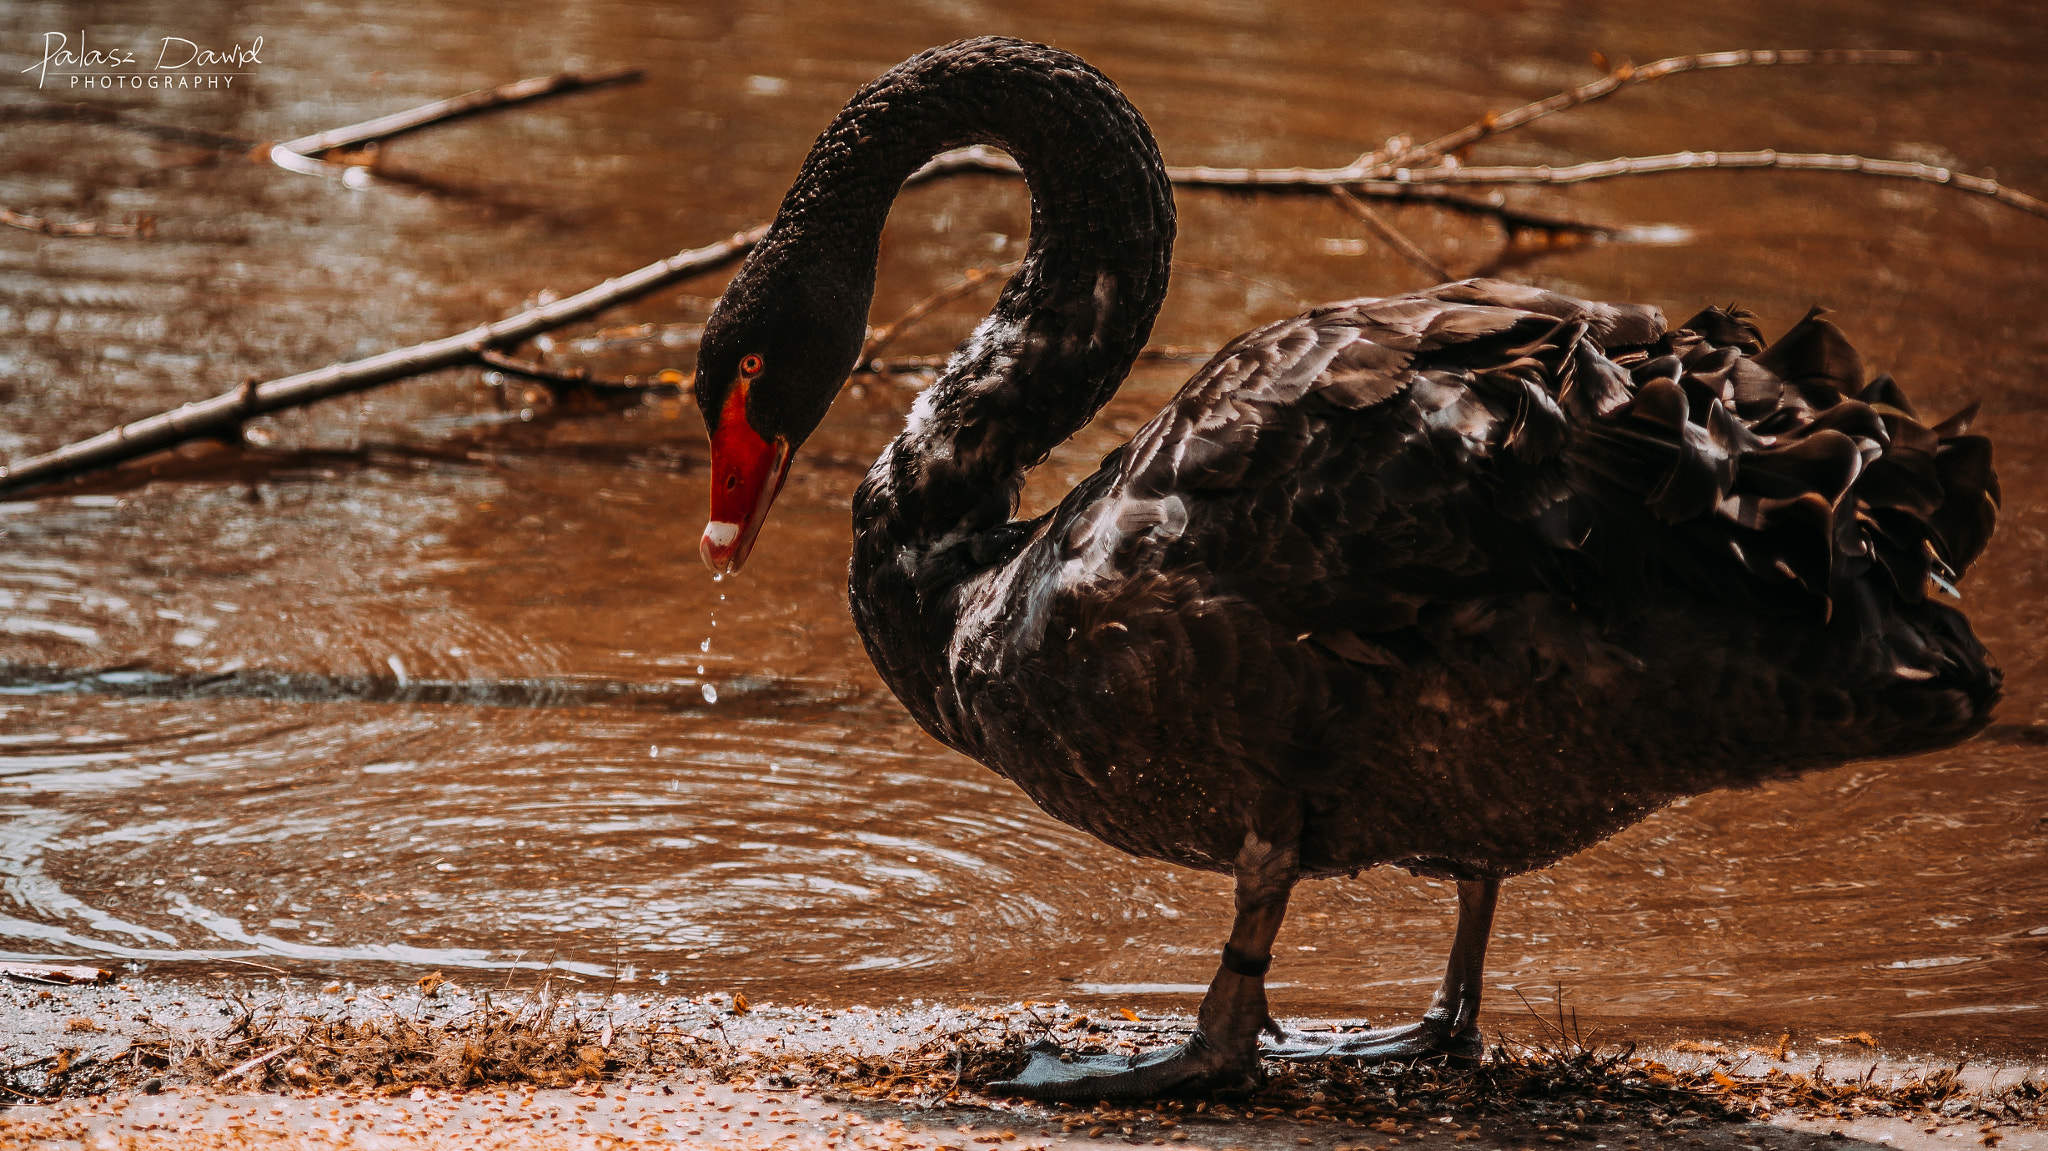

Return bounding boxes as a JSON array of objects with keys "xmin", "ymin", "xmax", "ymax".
[
  {"xmin": 173, "ymin": 987, "xmax": 641, "ymax": 1093},
  {"xmin": 3, "ymin": 986, "xmax": 2041, "ymax": 1141}
]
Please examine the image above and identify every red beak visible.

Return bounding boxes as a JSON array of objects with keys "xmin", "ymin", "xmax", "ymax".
[{"xmin": 701, "ymin": 382, "xmax": 792, "ymax": 575}]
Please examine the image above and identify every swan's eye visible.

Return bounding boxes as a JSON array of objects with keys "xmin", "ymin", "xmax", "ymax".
[{"xmin": 739, "ymin": 353, "xmax": 764, "ymax": 377}]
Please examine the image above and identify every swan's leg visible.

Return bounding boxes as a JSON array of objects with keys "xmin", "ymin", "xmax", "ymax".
[
  {"xmin": 991, "ymin": 828, "xmax": 1300, "ymax": 1100},
  {"xmin": 1263, "ymin": 877, "xmax": 1499, "ymax": 1066}
]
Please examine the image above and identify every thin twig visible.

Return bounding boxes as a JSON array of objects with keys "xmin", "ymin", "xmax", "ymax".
[
  {"xmin": 916, "ymin": 48, "xmax": 1962, "ymax": 219},
  {"xmin": 929, "ymin": 143, "xmax": 2044, "ymax": 222},
  {"xmin": 477, "ymin": 349, "xmax": 686, "ymax": 395},
  {"xmin": 859, "ymin": 345, "xmax": 1215, "ymax": 378},
  {"xmin": 1, "ymin": 206, "xmax": 154, "ymax": 238},
  {"xmin": 1328, "ymin": 186, "xmax": 1453, "ymax": 282},
  {"xmin": 572, "ymin": 321, "xmax": 706, "ymax": 349},
  {"xmin": 8, "ymin": 52, "xmax": 2041, "ymax": 496},
  {"xmin": 852, "ymin": 259, "xmax": 1267, "ymax": 381},
  {"xmin": 0, "ymin": 224, "xmax": 764, "ymax": 496},
  {"xmin": 1371, "ymin": 49, "xmax": 1952, "ymax": 176},
  {"xmin": 1406, "ymin": 149, "xmax": 2048, "ymax": 218},
  {"xmin": 269, "ymin": 67, "xmax": 643, "ymax": 185},
  {"xmin": 1170, "ymin": 260, "xmax": 1311, "ymax": 309},
  {"xmin": 278, "ymin": 67, "xmax": 644, "ymax": 158},
  {"xmin": 210, "ymin": 956, "xmax": 291, "ymax": 976},
  {"xmin": 857, "ymin": 259, "xmax": 1301, "ymax": 379},
  {"xmin": 859, "ymin": 262, "xmax": 1020, "ymax": 367},
  {"xmin": 918, "ymin": 145, "xmax": 1625, "ymax": 234},
  {"xmin": 212, "ymin": 1043, "xmax": 292, "ymax": 1085}
]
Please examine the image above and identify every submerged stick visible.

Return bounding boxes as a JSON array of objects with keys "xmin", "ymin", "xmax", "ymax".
[
  {"xmin": 268, "ymin": 66, "xmax": 645, "ymax": 185},
  {"xmin": 0, "ymin": 133, "xmax": 1031, "ymax": 495},
  {"xmin": 1371, "ymin": 48, "xmax": 1952, "ymax": 176},
  {"xmin": 277, "ymin": 66, "xmax": 645, "ymax": 158},
  {"xmin": 3, "ymin": 67, "xmax": 641, "ymax": 168},
  {"xmin": 919, "ymin": 147, "xmax": 1623, "ymax": 237},
  {"xmin": 860, "ymin": 344, "xmax": 1216, "ymax": 378},
  {"xmin": 7, "ymin": 52, "xmax": 2039, "ymax": 496},
  {"xmin": 479, "ymin": 350, "xmax": 686, "ymax": 396},
  {"xmin": 212, "ymin": 1043, "xmax": 292, "ymax": 1085},
  {"xmin": 1327, "ymin": 187, "xmax": 1452, "ymax": 282},
  {"xmin": 0, "ymin": 225, "xmax": 763, "ymax": 496},
  {"xmin": 859, "ymin": 262, "xmax": 1020, "ymax": 368},
  {"xmin": 1410, "ymin": 150, "xmax": 2048, "ymax": 218}
]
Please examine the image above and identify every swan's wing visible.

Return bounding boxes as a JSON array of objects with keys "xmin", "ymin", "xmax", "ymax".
[{"xmin": 1082, "ymin": 278, "xmax": 1997, "ymax": 638}]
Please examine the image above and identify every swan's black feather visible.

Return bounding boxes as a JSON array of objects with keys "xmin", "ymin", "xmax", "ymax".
[{"xmin": 895, "ymin": 280, "xmax": 2000, "ymax": 878}]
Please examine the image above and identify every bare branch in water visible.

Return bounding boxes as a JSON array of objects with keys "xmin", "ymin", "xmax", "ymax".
[
  {"xmin": 0, "ymin": 225, "xmax": 764, "ymax": 497},
  {"xmin": 269, "ymin": 66, "xmax": 644, "ymax": 184},
  {"xmin": 860, "ymin": 263, "xmax": 1021, "ymax": 368},
  {"xmin": 1169, "ymin": 261, "xmax": 1313, "ymax": 309},
  {"xmin": 916, "ymin": 49, "xmax": 1971, "ymax": 234},
  {"xmin": 1327, "ymin": 187, "xmax": 1452, "ymax": 283},
  {"xmin": 1409, "ymin": 150, "xmax": 2048, "ymax": 219},
  {"xmin": 2, "ymin": 67, "xmax": 642, "ymax": 170},
  {"xmin": 478, "ymin": 349, "xmax": 686, "ymax": 397},
  {"xmin": 5, "ymin": 49, "xmax": 2041, "ymax": 498},
  {"xmin": 280, "ymin": 67, "xmax": 643, "ymax": 158},
  {"xmin": 0, "ymin": 206, "xmax": 155, "ymax": 239},
  {"xmin": 858, "ymin": 258, "xmax": 1304, "ymax": 380},
  {"xmin": 920, "ymin": 146, "xmax": 1633, "ymax": 237},
  {"xmin": 1369, "ymin": 48, "xmax": 1954, "ymax": 175},
  {"xmin": 861, "ymin": 345, "xmax": 1216, "ymax": 379}
]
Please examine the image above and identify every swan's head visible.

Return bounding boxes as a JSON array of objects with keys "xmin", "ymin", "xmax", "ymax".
[{"xmin": 692, "ymin": 259, "xmax": 869, "ymax": 575}]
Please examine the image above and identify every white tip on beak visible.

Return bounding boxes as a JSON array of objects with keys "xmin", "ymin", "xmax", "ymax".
[{"xmin": 703, "ymin": 521, "xmax": 741, "ymax": 549}]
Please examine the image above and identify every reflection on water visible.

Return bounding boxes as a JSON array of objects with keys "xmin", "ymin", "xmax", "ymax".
[{"xmin": 3, "ymin": 0, "xmax": 2047, "ymax": 1054}]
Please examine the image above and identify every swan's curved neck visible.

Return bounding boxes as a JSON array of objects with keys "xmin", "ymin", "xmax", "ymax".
[{"xmin": 763, "ymin": 39, "xmax": 1173, "ymax": 580}]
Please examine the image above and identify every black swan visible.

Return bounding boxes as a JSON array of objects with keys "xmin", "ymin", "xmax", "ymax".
[{"xmin": 690, "ymin": 38, "xmax": 2001, "ymax": 1098}]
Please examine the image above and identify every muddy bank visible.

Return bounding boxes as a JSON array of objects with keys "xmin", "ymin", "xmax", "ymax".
[
  {"xmin": 4, "ymin": 975, "xmax": 2044, "ymax": 1150},
  {"xmin": 7, "ymin": 1080, "xmax": 2043, "ymax": 1151}
]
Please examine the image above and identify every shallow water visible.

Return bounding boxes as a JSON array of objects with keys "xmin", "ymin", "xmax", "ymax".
[{"xmin": 2, "ymin": 1, "xmax": 2046, "ymax": 1054}]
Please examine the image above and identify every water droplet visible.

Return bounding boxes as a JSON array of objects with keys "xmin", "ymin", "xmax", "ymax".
[
  {"xmin": 700, "ymin": 638, "xmax": 711, "ymax": 653},
  {"xmin": 712, "ymin": 572, "xmax": 724, "ymax": 583},
  {"xmin": 701, "ymin": 683, "xmax": 718, "ymax": 704},
  {"xmin": 649, "ymin": 745, "xmax": 659, "ymax": 758},
  {"xmin": 696, "ymin": 664, "xmax": 704, "ymax": 675}
]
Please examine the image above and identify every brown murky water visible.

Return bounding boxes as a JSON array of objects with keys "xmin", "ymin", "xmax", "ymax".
[{"xmin": 3, "ymin": 2, "xmax": 2045, "ymax": 1055}]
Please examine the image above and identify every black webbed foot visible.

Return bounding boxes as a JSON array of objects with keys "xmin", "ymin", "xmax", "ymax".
[
  {"xmin": 989, "ymin": 1036, "xmax": 1258, "ymax": 1101},
  {"xmin": 1261, "ymin": 1016, "xmax": 1480, "ymax": 1067},
  {"xmin": 993, "ymin": 813, "xmax": 1303, "ymax": 1101}
]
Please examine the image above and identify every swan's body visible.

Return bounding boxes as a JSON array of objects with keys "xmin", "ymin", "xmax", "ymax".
[{"xmin": 693, "ymin": 39, "xmax": 2000, "ymax": 1097}]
